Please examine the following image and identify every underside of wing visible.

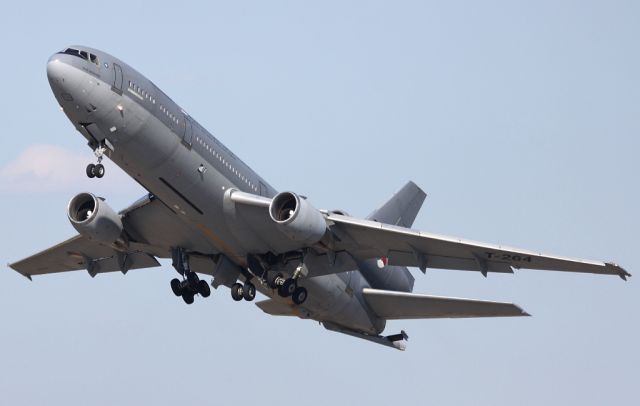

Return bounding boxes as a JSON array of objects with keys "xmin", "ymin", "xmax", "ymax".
[
  {"xmin": 9, "ymin": 234, "xmax": 160, "ymax": 279},
  {"xmin": 362, "ymin": 288, "xmax": 529, "ymax": 319},
  {"xmin": 327, "ymin": 214, "xmax": 630, "ymax": 280}
]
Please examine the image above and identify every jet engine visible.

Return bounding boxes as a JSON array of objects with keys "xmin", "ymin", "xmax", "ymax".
[
  {"xmin": 269, "ymin": 191, "xmax": 327, "ymax": 245},
  {"xmin": 67, "ymin": 192, "xmax": 123, "ymax": 245}
]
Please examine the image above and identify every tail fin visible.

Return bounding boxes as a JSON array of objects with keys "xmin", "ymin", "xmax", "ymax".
[
  {"xmin": 367, "ymin": 181, "xmax": 426, "ymax": 227},
  {"xmin": 357, "ymin": 182, "xmax": 427, "ymax": 293}
]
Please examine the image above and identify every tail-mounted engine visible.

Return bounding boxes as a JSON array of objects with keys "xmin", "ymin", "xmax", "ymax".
[
  {"xmin": 67, "ymin": 192, "xmax": 124, "ymax": 245},
  {"xmin": 269, "ymin": 191, "xmax": 327, "ymax": 246}
]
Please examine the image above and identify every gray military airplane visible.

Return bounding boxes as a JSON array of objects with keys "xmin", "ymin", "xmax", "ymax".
[{"xmin": 9, "ymin": 46, "xmax": 630, "ymax": 350}]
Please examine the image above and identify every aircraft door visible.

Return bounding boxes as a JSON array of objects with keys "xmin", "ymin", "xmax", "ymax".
[
  {"xmin": 112, "ymin": 63, "xmax": 123, "ymax": 94},
  {"xmin": 182, "ymin": 115, "xmax": 193, "ymax": 148}
]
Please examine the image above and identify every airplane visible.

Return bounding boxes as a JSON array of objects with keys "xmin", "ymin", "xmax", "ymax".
[{"xmin": 9, "ymin": 46, "xmax": 630, "ymax": 351}]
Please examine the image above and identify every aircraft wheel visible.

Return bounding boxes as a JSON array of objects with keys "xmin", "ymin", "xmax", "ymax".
[
  {"xmin": 186, "ymin": 271, "xmax": 199, "ymax": 287},
  {"xmin": 197, "ymin": 279, "xmax": 211, "ymax": 298},
  {"xmin": 170, "ymin": 278, "xmax": 182, "ymax": 296},
  {"xmin": 94, "ymin": 163, "xmax": 105, "ymax": 178},
  {"xmin": 243, "ymin": 282, "xmax": 256, "ymax": 301},
  {"xmin": 278, "ymin": 278, "xmax": 296, "ymax": 298},
  {"xmin": 182, "ymin": 291, "xmax": 194, "ymax": 305},
  {"xmin": 86, "ymin": 163, "xmax": 96, "ymax": 178},
  {"xmin": 292, "ymin": 286, "xmax": 308, "ymax": 305},
  {"xmin": 231, "ymin": 283, "xmax": 244, "ymax": 301}
]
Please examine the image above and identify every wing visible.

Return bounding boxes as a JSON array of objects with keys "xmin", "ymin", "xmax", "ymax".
[
  {"xmin": 9, "ymin": 234, "xmax": 160, "ymax": 279},
  {"xmin": 362, "ymin": 288, "xmax": 529, "ymax": 319},
  {"xmin": 8, "ymin": 193, "xmax": 201, "ymax": 279},
  {"xmin": 327, "ymin": 213, "xmax": 631, "ymax": 280}
]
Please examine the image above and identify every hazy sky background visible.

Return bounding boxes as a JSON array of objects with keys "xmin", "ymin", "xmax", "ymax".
[{"xmin": 0, "ymin": 1, "xmax": 638, "ymax": 405}]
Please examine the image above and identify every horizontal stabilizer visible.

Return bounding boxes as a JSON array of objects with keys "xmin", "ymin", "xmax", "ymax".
[{"xmin": 362, "ymin": 288, "xmax": 529, "ymax": 319}]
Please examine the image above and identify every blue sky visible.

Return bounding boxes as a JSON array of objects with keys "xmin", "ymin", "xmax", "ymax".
[{"xmin": 0, "ymin": 1, "xmax": 638, "ymax": 405}]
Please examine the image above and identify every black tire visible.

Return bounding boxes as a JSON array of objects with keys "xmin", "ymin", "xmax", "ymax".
[
  {"xmin": 186, "ymin": 271, "xmax": 199, "ymax": 287},
  {"xmin": 94, "ymin": 163, "xmax": 105, "ymax": 178},
  {"xmin": 278, "ymin": 278, "xmax": 295, "ymax": 298},
  {"xmin": 231, "ymin": 283, "xmax": 244, "ymax": 301},
  {"xmin": 170, "ymin": 278, "xmax": 182, "ymax": 296},
  {"xmin": 86, "ymin": 163, "xmax": 95, "ymax": 178},
  {"xmin": 182, "ymin": 292, "xmax": 194, "ymax": 305},
  {"xmin": 292, "ymin": 286, "xmax": 308, "ymax": 305},
  {"xmin": 243, "ymin": 282, "xmax": 256, "ymax": 301},
  {"xmin": 197, "ymin": 279, "xmax": 211, "ymax": 298}
]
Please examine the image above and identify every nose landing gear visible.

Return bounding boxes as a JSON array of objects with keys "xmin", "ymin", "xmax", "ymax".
[{"xmin": 86, "ymin": 143, "xmax": 107, "ymax": 178}]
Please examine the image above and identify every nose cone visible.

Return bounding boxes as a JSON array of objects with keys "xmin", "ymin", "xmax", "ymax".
[{"xmin": 46, "ymin": 54, "xmax": 65, "ymax": 87}]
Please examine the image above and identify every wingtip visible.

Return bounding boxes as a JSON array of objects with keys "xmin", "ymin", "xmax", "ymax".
[
  {"xmin": 8, "ymin": 263, "xmax": 32, "ymax": 281},
  {"xmin": 605, "ymin": 262, "xmax": 631, "ymax": 281},
  {"xmin": 620, "ymin": 270, "xmax": 632, "ymax": 281}
]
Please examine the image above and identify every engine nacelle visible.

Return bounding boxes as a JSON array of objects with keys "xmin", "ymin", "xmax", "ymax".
[
  {"xmin": 67, "ymin": 192, "xmax": 123, "ymax": 245},
  {"xmin": 269, "ymin": 192, "xmax": 326, "ymax": 245}
]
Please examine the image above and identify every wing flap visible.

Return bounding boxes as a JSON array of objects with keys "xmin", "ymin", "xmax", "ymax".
[{"xmin": 362, "ymin": 288, "xmax": 529, "ymax": 319}]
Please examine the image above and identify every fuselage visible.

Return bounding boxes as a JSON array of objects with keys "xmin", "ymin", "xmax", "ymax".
[{"xmin": 46, "ymin": 46, "xmax": 387, "ymax": 335}]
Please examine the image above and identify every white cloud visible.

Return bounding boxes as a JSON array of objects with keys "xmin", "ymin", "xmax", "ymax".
[{"xmin": 0, "ymin": 144, "xmax": 144, "ymax": 195}]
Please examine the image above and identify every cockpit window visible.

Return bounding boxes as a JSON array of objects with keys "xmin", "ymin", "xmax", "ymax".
[
  {"xmin": 61, "ymin": 48, "xmax": 86, "ymax": 60},
  {"xmin": 59, "ymin": 48, "xmax": 98, "ymax": 65}
]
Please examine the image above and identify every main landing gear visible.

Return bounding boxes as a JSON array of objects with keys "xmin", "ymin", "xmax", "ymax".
[
  {"xmin": 170, "ymin": 247, "xmax": 211, "ymax": 305},
  {"xmin": 171, "ymin": 272, "xmax": 210, "ymax": 304},
  {"xmin": 230, "ymin": 281, "xmax": 256, "ymax": 302},
  {"xmin": 268, "ymin": 271, "xmax": 308, "ymax": 305},
  {"xmin": 86, "ymin": 143, "xmax": 107, "ymax": 178}
]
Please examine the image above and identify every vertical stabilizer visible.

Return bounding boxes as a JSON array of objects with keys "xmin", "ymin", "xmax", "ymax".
[
  {"xmin": 367, "ymin": 181, "xmax": 426, "ymax": 228},
  {"xmin": 358, "ymin": 182, "xmax": 427, "ymax": 293}
]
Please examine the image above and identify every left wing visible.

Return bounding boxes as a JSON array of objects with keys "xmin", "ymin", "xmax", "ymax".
[
  {"xmin": 9, "ymin": 234, "xmax": 159, "ymax": 279},
  {"xmin": 326, "ymin": 213, "xmax": 630, "ymax": 280}
]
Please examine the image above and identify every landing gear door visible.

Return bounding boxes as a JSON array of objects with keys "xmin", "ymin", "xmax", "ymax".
[
  {"xmin": 182, "ymin": 115, "xmax": 193, "ymax": 148},
  {"xmin": 112, "ymin": 63, "xmax": 123, "ymax": 95}
]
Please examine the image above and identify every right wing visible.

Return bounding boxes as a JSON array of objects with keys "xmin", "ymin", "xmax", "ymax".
[
  {"xmin": 9, "ymin": 234, "xmax": 159, "ymax": 279},
  {"xmin": 9, "ymin": 193, "xmax": 204, "ymax": 279},
  {"xmin": 362, "ymin": 288, "xmax": 529, "ymax": 319}
]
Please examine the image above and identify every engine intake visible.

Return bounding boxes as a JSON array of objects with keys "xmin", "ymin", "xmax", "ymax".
[
  {"xmin": 68, "ymin": 192, "xmax": 123, "ymax": 245},
  {"xmin": 269, "ymin": 192, "xmax": 326, "ymax": 245}
]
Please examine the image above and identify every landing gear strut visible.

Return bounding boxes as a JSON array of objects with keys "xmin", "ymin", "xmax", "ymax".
[{"xmin": 86, "ymin": 143, "xmax": 107, "ymax": 178}]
